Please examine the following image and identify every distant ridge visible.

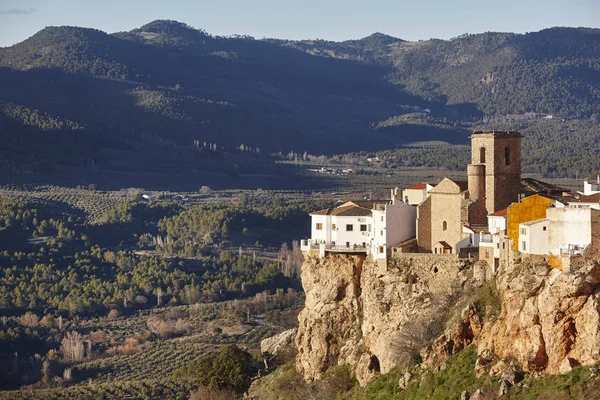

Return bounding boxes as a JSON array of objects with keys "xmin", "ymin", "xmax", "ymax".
[{"xmin": 0, "ymin": 21, "xmax": 599, "ymax": 179}]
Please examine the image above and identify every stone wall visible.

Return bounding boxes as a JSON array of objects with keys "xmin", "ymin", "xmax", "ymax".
[
  {"xmin": 430, "ymin": 192, "xmax": 464, "ymax": 253},
  {"xmin": 416, "ymin": 196, "xmax": 432, "ymax": 252}
]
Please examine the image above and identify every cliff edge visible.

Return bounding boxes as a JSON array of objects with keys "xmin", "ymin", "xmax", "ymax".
[{"xmin": 296, "ymin": 251, "xmax": 600, "ymax": 386}]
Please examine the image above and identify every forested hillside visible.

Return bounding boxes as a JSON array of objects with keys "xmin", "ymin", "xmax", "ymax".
[{"xmin": 0, "ymin": 21, "xmax": 599, "ymax": 182}]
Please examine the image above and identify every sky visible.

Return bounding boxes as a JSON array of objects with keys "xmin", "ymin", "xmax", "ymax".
[{"xmin": 0, "ymin": 0, "xmax": 599, "ymax": 47}]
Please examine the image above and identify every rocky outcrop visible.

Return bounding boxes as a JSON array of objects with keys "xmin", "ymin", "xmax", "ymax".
[
  {"xmin": 295, "ymin": 254, "xmax": 366, "ymax": 382},
  {"xmin": 261, "ymin": 328, "xmax": 298, "ymax": 369},
  {"xmin": 477, "ymin": 254, "xmax": 600, "ymax": 374},
  {"xmin": 296, "ymin": 252, "xmax": 473, "ymax": 385},
  {"xmin": 296, "ymin": 250, "xmax": 600, "ymax": 386}
]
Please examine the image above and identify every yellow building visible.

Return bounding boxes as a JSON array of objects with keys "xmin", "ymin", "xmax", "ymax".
[{"xmin": 506, "ymin": 194, "xmax": 556, "ymax": 251}]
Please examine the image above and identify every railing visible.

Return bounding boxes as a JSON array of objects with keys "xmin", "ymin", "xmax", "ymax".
[
  {"xmin": 327, "ymin": 244, "xmax": 368, "ymax": 252},
  {"xmin": 559, "ymin": 244, "xmax": 587, "ymax": 256},
  {"xmin": 300, "ymin": 240, "xmax": 368, "ymax": 252}
]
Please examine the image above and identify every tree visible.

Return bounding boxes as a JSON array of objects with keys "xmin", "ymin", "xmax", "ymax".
[{"xmin": 61, "ymin": 331, "xmax": 84, "ymax": 362}]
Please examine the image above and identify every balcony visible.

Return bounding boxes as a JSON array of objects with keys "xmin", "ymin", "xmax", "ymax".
[
  {"xmin": 559, "ymin": 244, "xmax": 587, "ymax": 256},
  {"xmin": 300, "ymin": 239, "xmax": 368, "ymax": 254}
]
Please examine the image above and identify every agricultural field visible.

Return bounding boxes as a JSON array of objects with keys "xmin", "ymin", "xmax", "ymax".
[{"xmin": 0, "ymin": 290, "xmax": 303, "ymax": 399}]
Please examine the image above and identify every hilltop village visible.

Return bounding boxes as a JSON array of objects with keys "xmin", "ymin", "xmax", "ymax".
[{"xmin": 301, "ymin": 131, "xmax": 600, "ymax": 269}]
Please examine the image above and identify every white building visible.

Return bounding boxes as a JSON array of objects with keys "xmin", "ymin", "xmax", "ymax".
[
  {"xmin": 370, "ymin": 200, "xmax": 417, "ymax": 259},
  {"xmin": 518, "ymin": 218, "xmax": 549, "ymax": 255},
  {"xmin": 487, "ymin": 208, "xmax": 507, "ymax": 234},
  {"xmin": 583, "ymin": 176, "xmax": 600, "ymax": 196},
  {"xmin": 301, "ymin": 196, "xmax": 417, "ymax": 260},
  {"xmin": 546, "ymin": 207, "xmax": 598, "ymax": 256},
  {"xmin": 479, "ymin": 208, "xmax": 508, "ymax": 267},
  {"xmin": 402, "ymin": 182, "xmax": 434, "ymax": 205}
]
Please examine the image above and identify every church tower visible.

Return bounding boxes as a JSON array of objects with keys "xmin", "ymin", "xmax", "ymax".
[{"xmin": 468, "ymin": 131, "xmax": 521, "ymax": 215}]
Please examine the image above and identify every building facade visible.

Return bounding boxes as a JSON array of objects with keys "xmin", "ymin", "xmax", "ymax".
[
  {"xmin": 302, "ymin": 199, "xmax": 416, "ymax": 259},
  {"xmin": 518, "ymin": 218, "xmax": 549, "ymax": 255}
]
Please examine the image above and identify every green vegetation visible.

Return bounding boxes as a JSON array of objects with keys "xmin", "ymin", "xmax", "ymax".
[
  {"xmin": 173, "ymin": 344, "xmax": 258, "ymax": 394},
  {"xmin": 474, "ymin": 280, "xmax": 502, "ymax": 320},
  {"xmin": 0, "ymin": 190, "xmax": 310, "ymax": 395},
  {"xmin": 250, "ymin": 346, "xmax": 600, "ymax": 400}
]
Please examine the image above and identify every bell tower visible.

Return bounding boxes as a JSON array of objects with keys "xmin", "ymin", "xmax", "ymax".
[{"xmin": 469, "ymin": 131, "xmax": 521, "ymax": 215}]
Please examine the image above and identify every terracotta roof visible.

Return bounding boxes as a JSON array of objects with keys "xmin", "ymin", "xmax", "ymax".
[
  {"xmin": 406, "ymin": 182, "xmax": 429, "ymax": 190},
  {"xmin": 331, "ymin": 205, "xmax": 373, "ymax": 217},
  {"xmin": 571, "ymin": 193, "xmax": 600, "ymax": 203},
  {"xmin": 310, "ymin": 208, "xmax": 332, "ymax": 215},
  {"xmin": 489, "ymin": 208, "xmax": 508, "ymax": 217}
]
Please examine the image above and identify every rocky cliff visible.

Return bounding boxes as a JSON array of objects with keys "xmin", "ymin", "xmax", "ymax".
[{"xmin": 295, "ymin": 251, "xmax": 600, "ymax": 386}]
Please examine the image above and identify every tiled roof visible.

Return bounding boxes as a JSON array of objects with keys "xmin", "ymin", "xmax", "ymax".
[
  {"xmin": 520, "ymin": 178, "xmax": 566, "ymax": 194},
  {"xmin": 309, "ymin": 204, "xmax": 373, "ymax": 217},
  {"xmin": 331, "ymin": 205, "xmax": 373, "ymax": 217},
  {"xmin": 310, "ymin": 208, "xmax": 332, "ymax": 216},
  {"xmin": 349, "ymin": 200, "xmax": 391, "ymax": 209},
  {"xmin": 520, "ymin": 218, "xmax": 548, "ymax": 226},
  {"xmin": 406, "ymin": 182, "xmax": 429, "ymax": 190},
  {"xmin": 571, "ymin": 193, "xmax": 600, "ymax": 203},
  {"xmin": 489, "ymin": 208, "xmax": 508, "ymax": 217}
]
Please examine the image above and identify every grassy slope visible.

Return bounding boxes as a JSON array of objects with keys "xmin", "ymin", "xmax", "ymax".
[{"xmin": 250, "ymin": 346, "xmax": 600, "ymax": 400}]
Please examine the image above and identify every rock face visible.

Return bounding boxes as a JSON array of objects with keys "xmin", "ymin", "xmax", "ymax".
[
  {"xmin": 296, "ymin": 252, "xmax": 471, "ymax": 385},
  {"xmin": 477, "ymin": 254, "xmax": 600, "ymax": 374},
  {"xmin": 296, "ymin": 250, "xmax": 600, "ymax": 386},
  {"xmin": 261, "ymin": 328, "xmax": 298, "ymax": 369}
]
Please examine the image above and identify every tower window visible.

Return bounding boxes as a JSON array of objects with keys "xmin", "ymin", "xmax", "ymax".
[
  {"xmin": 480, "ymin": 147, "xmax": 486, "ymax": 164},
  {"xmin": 442, "ymin": 221, "xmax": 447, "ymax": 231},
  {"xmin": 505, "ymin": 147, "xmax": 511, "ymax": 166}
]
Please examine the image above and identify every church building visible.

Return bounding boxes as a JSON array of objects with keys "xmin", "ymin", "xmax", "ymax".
[{"xmin": 416, "ymin": 131, "xmax": 522, "ymax": 254}]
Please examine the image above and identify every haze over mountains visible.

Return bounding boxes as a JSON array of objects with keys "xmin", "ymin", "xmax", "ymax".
[{"xmin": 0, "ymin": 20, "xmax": 599, "ymax": 182}]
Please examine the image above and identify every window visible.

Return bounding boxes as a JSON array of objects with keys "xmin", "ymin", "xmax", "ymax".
[
  {"xmin": 346, "ymin": 242, "xmax": 350, "ymax": 248},
  {"xmin": 505, "ymin": 147, "xmax": 511, "ymax": 166},
  {"xmin": 434, "ymin": 248, "xmax": 438, "ymax": 254},
  {"xmin": 485, "ymin": 249, "xmax": 490, "ymax": 258},
  {"xmin": 522, "ymin": 241, "xmax": 527, "ymax": 251},
  {"xmin": 360, "ymin": 224, "xmax": 367, "ymax": 232},
  {"xmin": 332, "ymin": 224, "xmax": 336, "ymax": 230},
  {"xmin": 379, "ymin": 246, "xmax": 384, "ymax": 254},
  {"xmin": 380, "ymin": 216, "xmax": 384, "ymax": 222},
  {"xmin": 442, "ymin": 221, "xmax": 447, "ymax": 231},
  {"xmin": 346, "ymin": 224, "xmax": 353, "ymax": 231},
  {"xmin": 316, "ymin": 223, "xmax": 323, "ymax": 230},
  {"xmin": 380, "ymin": 230, "xmax": 384, "ymax": 236},
  {"xmin": 480, "ymin": 147, "xmax": 486, "ymax": 163},
  {"xmin": 543, "ymin": 226, "xmax": 547, "ymax": 231},
  {"xmin": 521, "ymin": 227, "xmax": 527, "ymax": 235}
]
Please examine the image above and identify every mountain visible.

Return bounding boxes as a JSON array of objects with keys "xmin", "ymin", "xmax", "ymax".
[{"xmin": 0, "ymin": 21, "xmax": 599, "ymax": 183}]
